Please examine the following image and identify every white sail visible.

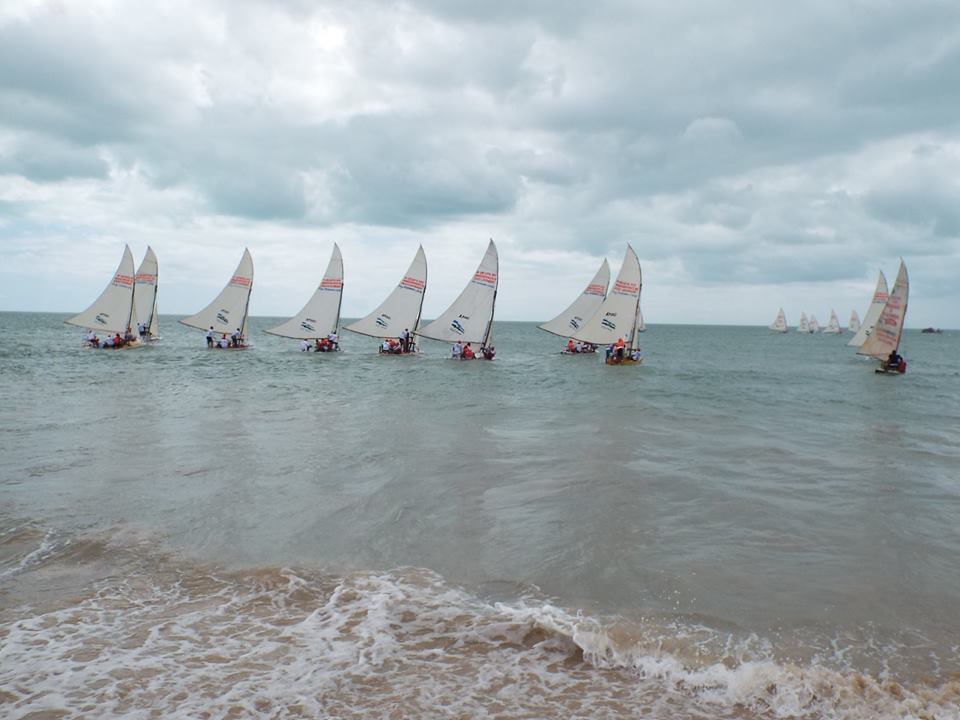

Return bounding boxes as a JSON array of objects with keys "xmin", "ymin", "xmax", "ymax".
[
  {"xmin": 858, "ymin": 260, "xmax": 908, "ymax": 360},
  {"xmin": 823, "ymin": 309, "xmax": 842, "ymax": 334},
  {"xmin": 179, "ymin": 248, "xmax": 254, "ymax": 338},
  {"xmin": 418, "ymin": 240, "xmax": 499, "ymax": 346},
  {"xmin": 134, "ymin": 246, "xmax": 159, "ymax": 337},
  {"xmin": 571, "ymin": 245, "xmax": 642, "ymax": 347},
  {"xmin": 637, "ymin": 308, "xmax": 646, "ymax": 333},
  {"xmin": 848, "ymin": 271, "xmax": 889, "ymax": 347},
  {"xmin": 809, "ymin": 315, "xmax": 820, "ymax": 333},
  {"xmin": 538, "ymin": 259, "xmax": 610, "ymax": 338},
  {"xmin": 265, "ymin": 244, "xmax": 344, "ymax": 339},
  {"xmin": 848, "ymin": 309, "xmax": 861, "ymax": 334},
  {"xmin": 768, "ymin": 308, "xmax": 788, "ymax": 333},
  {"xmin": 346, "ymin": 246, "xmax": 427, "ymax": 339},
  {"xmin": 65, "ymin": 245, "xmax": 139, "ymax": 335},
  {"xmin": 797, "ymin": 312, "xmax": 809, "ymax": 333}
]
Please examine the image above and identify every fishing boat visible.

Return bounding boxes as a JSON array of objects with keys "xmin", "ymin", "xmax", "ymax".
[
  {"xmin": 571, "ymin": 244, "xmax": 643, "ymax": 365},
  {"xmin": 768, "ymin": 308, "xmax": 788, "ymax": 333},
  {"xmin": 822, "ymin": 309, "xmax": 842, "ymax": 334},
  {"xmin": 808, "ymin": 314, "xmax": 820, "ymax": 333},
  {"xmin": 847, "ymin": 271, "xmax": 888, "ymax": 347},
  {"xmin": 417, "ymin": 240, "xmax": 499, "ymax": 360},
  {"xmin": 858, "ymin": 260, "xmax": 909, "ymax": 374},
  {"xmin": 538, "ymin": 259, "xmax": 610, "ymax": 354},
  {"xmin": 345, "ymin": 246, "xmax": 427, "ymax": 354},
  {"xmin": 848, "ymin": 309, "xmax": 861, "ymax": 334},
  {"xmin": 797, "ymin": 312, "xmax": 810, "ymax": 333},
  {"xmin": 65, "ymin": 245, "xmax": 142, "ymax": 349},
  {"xmin": 134, "ymin": 246, "xmax": 160, "ymax": 342},
  {"xmin": 265, "ymin": 244, "xmax": 343, "ymax": 352},
  {"xmin": 179, "ymin": 248, "xmax": 254, "ymax": 349}
]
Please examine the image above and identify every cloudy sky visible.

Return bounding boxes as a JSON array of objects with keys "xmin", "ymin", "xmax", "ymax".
[{"xmin": 1, "ymin": 0, "xmax": 958, "ymax": 326}]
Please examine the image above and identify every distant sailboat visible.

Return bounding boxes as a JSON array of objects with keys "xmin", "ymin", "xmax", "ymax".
[
  {"xmin": 65, "ymin": 245, "xmax": 142, "ymax": 349},
  {"xmin": 538, "ymin": 259, "xmax": 610, "ymax": 352},
  {"xmin": 134, "ymin": 246, "xmax": 160, "ymax": 342},
  {"xmin": 265, "ymin": 244, "xmax": 344, "ymax": 351},
  {"xmin": 571, "ymin": 244, "xmax": 643, "ymax": 365},
  {"xmin": 180, "ymin": 248, "xmax": 254, "ymax": 349},
  {"xmin": 808, "ymin": 315, "xmax": 820, "ymax": 333},
  {"xmin": 822, "ymin": 309, "xmax": 842, "ymax": 334},
  {"xmin": 848, "ymin": 309, "xmax": 861, "ymax": 334},
  {"xmin": 637, "ymin": 308, "xmax": 647, "ymax": 333},
  {"xmin": 797, "ymin": 312, "xmax": 810, "ymax": 333},
  {"xmin": 418, "ymin": 240, "xmax": 499, "ymax": 360},
  {"xmin": 858, "ymin": 260, "xmax": 909, "ymax": 373},
  {"xmin": 848, "ymin": 271, "xmax": 888, "ymax": 348},
  {"xmin": 345, "ymin": 246, "xmax": 427, "ymax": 353},
  {"xmin": 769, "ymin": 308, "xmax": 788, "ymax": 333}
]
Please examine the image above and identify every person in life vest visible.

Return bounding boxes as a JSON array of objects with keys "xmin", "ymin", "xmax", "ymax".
[
  {"xmin": 614, "ymin": 337, "xmax": 625, "ymax": 362},
  {"xmin": 462, "ymin": 343, "xmax": 475, "ymax": 360},
  {"xmin": 885, "ymin": 349, "xmax": 906, "ymax": 373},
  {"xmin": 567, "ymin": 338, "xmax": 576, "ymax": 352}
]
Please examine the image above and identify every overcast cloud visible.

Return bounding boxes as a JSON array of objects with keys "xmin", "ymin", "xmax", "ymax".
[{"xmin": 1, "ymin": 0, "xmax": 958, "ymax": 325}]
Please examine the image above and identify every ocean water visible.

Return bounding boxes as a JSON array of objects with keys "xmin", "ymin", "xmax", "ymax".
[{"xmin": 1, "ymin": 312, "xmax": 959, "ymax": 719}]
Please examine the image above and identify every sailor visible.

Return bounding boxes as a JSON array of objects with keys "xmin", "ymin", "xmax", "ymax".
[
  {"xmin": 567, "ymin": 338, "xmax": 576, "ymax": 352},
  {"xmin": 614, "ymin": 337, "xmax": 625, "ymax": 360},
  {"xmin": 327, "ymin": 331, "xmax": 338, "ymax": 350},
  {"xmin": 104, "ymin": 335, "xmax": 115, "ymax": 348},
  {"xmin": 381, "ymin": 338, "xmax": 391, "ymax": 354},
  {"xmin": 206, "ymin": 327, "xmax": 215, "ymax": 347},
  {"xmin": 219, "ymin": 334, "xmax": 230, "ymax": 349},
  {"xmin": 231, "ymin": 328, "xmax": 241, "ymax": 348},
  {"xmin": 630, "ymin": 349, "xmax": 642, "ymax": 362},
  {"xmin": 451, "ymin": 341, "xmax": 463, "ymax": 359},
  {"xmin": 85, "ymin": 329, "xmax": 96, "ymax": 345},
  {"xmin": 400, "ymin": 328, "xmax": 410, "ymax": 352},
  {"xmin": 137, "ymin": 322, "xmax": 146, "ymax": 337},
  {"xmin": 462, "ymin": 343, "xmax": 475, "ymax": 360},
  {"xmin": 605, "ymin": 344, "xmax": 613, "ymax": 361},
  {"xmin": 481, "ymin": 345, "xmax": 495, "ymax": 360},
  {"xmin": 299, "ymin": 339, "xmax": 310, "ymax": 352},
  {"xmin": 575, "ymin": 341, "xmax": 583, "ymax": 353},
  {"xmin": 113, "ymin": 333, "xmax": 123, "ymax": 347},
  {"xmin": 886, "ymin": 349, "xmax": 903, "ymax": 371}
]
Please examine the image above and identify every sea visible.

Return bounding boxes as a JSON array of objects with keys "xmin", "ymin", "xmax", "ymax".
[{"xmin": 1, "ymin": 312, "xmax": 958, "ymax": 719}]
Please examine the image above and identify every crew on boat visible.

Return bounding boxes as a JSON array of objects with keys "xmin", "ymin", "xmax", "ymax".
[
  {"xmin": 137, "ymin": 322, "xmax": 146, "ymax": 338},
  {"xmin": 218, "ymin": 334, "xmax": 230, "ymax": 349},
  {"xmin": 230, "ymin": 328, "xmax": 242, "ymax": 348},
  {"xmin": 885, "ymin": 349, "xmax": 905, "ymax": 372},
  {"xmin": 461, "ymin": 343, "xmax": 475, "ymax": 360},
  {"xmin": 400, "ymin": 328, "xmax": 411, "ymax": 353},
  {"xmin": 300, "ymin": 339, "xmax": 311, "ymax": 352},
  {"xmin": 480, "ymin": 345, "xmax": 495, "ymax": 360},
  {"xmin": 567, "ymin": 338, "xmax": 576, "ymax": 352},
  {"xmin": 451, "ymin": 341, "xmax": 463, "ymax": 359},
  {"xmin": 327, "ymin": 331, "xmax": 339, "ymax": 351},
  {"xmin": 206, "ymin": 327, "xmax": 215, "ymax": 348}
]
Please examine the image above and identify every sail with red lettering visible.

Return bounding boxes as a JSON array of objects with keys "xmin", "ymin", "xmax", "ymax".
[
  {"xmin": 65, "ymin": 245, "xmax": 140, "ymax": 335},
  {"xmin": 848, "ymin": 271, "xmax": 888, "ymax": 347},
  {"xmin": 180, "ymin": 248, "xmax": 254, "ymax": 339},
  {"xmin": 266, "ymin": 244, "xmax": 344, "ymax": 339},
  {"xmin": 134, "ymin": 246, "xmax": 159, "ymax": 339},
  {"xmin": 418, "ymin": 240, "xmax": 499, "ymax": 346},
  {"xmin": 538, "ymin": 259, "xmax": 610, "ymax": 338},
  {"xmin": 858, "ymin": 260, "xmax": 908, "ymax": 360},
  {"xmin": 571, "ymin": 245, "xmax": 642, "ymax": 347},
  {"xmin": 345, "ymin": 246, "xmax": 427, "ymax": 339}
]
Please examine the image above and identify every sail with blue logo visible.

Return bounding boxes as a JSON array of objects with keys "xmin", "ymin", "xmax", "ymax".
[
  {"xmin": 179, "ymin": 248, "xmax": 254, "ymax": 340},
  {"xmin": 570, "ymin": 245, "xmax": 643, "ymax": 348},
  {"xmin": 265, "ymin": 244, "xmax": 344, "ymax": 339},
  {"xmin": 65, "ymin": 244, "xmax": 140, "ymax": 335},
  {"xmin": 417, "ymin": 240, "xmax": 499, "ymax": 346},
  {"xmin": 538, "ymin": 259, "xmax": 610, "ymax": 338},
  {"xmin": 345, "ymin": 246, "xmax": 427, "ymax": 339}
]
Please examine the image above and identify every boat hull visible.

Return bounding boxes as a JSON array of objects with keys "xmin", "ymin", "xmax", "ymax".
[{"xmin": 605, "ymin": 356, "xmax": 643, "ymax": 366}]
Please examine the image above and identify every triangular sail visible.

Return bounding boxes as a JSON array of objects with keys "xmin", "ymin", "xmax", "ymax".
[
  {"xmin": 571, "ymin": 245, "xmax": 642, "ymax": 347},
  {"xmin": 418, "ymin": 240, "xmax": 499, "ymax": 345},
  {"xmin": 858, "ymin": 260, "xmax": 908, "ymax": 359},
  {"xmin": 848, "ymin": 310, "xmax": 861, "ymax": 334},
  {"xmin": 538, "ymin": 259, "xmax": 610, "ymax": 338},
  {"xmin": 134, "ymin": 246, "xmax": 159, "ymax": 337},
  {"xmin": 809, "ymin": 315, "xmax": 820, "ymax": 332},
  {"xmin": 265, "ymin": 244, "xmax": 344, "ymax": 339},
  {"xmin": 637, "ymin": 308, "xmax": 646, "ymax": 333},
  {"xmin": 848, "ymin": 271, "xmax": 888, "ymax": 347},
  {"xmin": 797, "ymin": 312, "xmax": 809, "ymax": 333},
  {"xmin": 65, "ymin": 245, "xmax": 139, "ymax": 334},
  {"xmin": 769, "ymin": 308, "xmax": 788, "ymax": 333},
  {"xmin": 823, "ymin": 309, "xmax": 842, "ymax": 334},
  {"xmin": 179, "ymin": 248, "xmax": 254, "ymax": 338},
  {"xmin": 345, "ymin": 246, "xmax": 427, "ymax": 339}
]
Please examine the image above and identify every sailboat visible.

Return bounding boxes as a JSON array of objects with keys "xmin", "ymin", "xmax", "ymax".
[
  {"xmin": 265, "ymin": 244, "xmax": 343, "ymax": 351},
  {"xmin": 848, "ymin": 271, "xmax": 888, "ymax": 348},
  {"xmin": 345, "ymin": 246, "xmax": 427, "ymax": 354},
  {"xmin": 808, "ymin": 315, "xmax": 821, "ymax": 333},
  {"xmin": 65, "ymin": 245, "xmax": 142, "ymax": 349},
  {"xmin": 848, "ymin": 309, "xmax": 861, "ymax": 334},
  {"xmin": 538, "ymin": 259, "xmax": 610, "ymax": 353},
  {"xmin": 417, "ymin": 240, "xmax": 499, "ymax": 360},
  {"xmin": 134, "ymin": 246, "xmax": 160, "ymax": 342},
  {"xmin": 179, "ymin": 248, "xmax": 254, "ymax": 349},
  {"xmin": 822, "ymin": 309, "xmax": 842, "ymax": 334},
  {"xmin": 637, "ymin": 308, "xmax": 647, "ymax": 333},
  {"xmin": 797, "ymin": 312, "xmax": 810, "ymax": 333},
  {"xmin": 768, "ymin": 308, "xmax": 788, "ymax": 333},
  {"xmin": 571, "ymin": 244, "xmax": 643, "ymax": 365},
  {"xmin": 858, "ymin": 260, "xmax": 909, "ymax": 373}
]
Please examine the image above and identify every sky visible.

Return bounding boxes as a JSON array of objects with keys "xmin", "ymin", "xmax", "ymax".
[{"xmin": 1, "ymin": 0, "xmax": 958, "ymax": 327}]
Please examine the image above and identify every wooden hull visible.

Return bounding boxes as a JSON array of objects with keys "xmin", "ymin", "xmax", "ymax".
[{"xmin": 605, "ymin": 356, "xmax": 642, "ymax": 366}]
